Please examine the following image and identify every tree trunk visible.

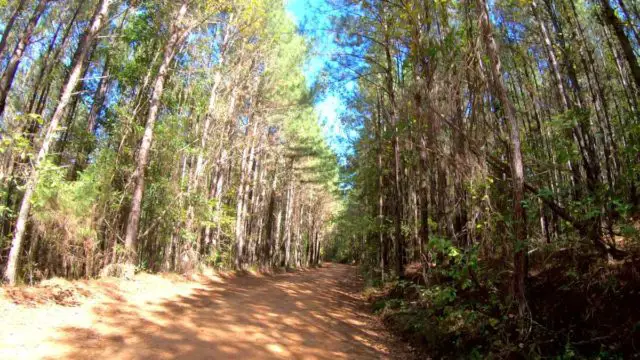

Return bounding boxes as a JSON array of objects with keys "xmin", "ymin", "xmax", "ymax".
[
  {"xmin": 476, "ymin": 0, "xmax": 528, "ymax": 316},
  {"xmin": 27, "ymin": 3, "xmax": 83, "ymax": 115},
  {"xmin": 0, "ymin": 0, "xmax": 48, "ymax": 117},
  {"xmin": 375, "ymin": 91, "xmax": 386, "ymax": 281},
  {"xmin": 234, "ymin": 125, "xmax": 256, "ymax": 270},
  {"xmin": 25, "ymin": 16, "xmax": 62, "ymax": 114},
  {"xmin": 263, "ymin": 169, "xmax": 278, "ymax": 267},
  {"xmin": 213, "ymin": 149, "xmax": 228, "ymax": 246},
  {"xmin": 273, "ymin": 198, "xmax": 283, "ymax": 267},
  {"xmin": 284, "ymin": 179, "xmax": 295, "ymax": 268},
  {"xmin": 600, "ymin": 0, "xmax": 640, "ymax": 90},
  {"xmin": 532, "ymin": 0, "xmax": 570, "ymax": 109},
  {"xmin": 0, "ymin": 0, "xmax": 27, "ymax": 60},
  {"xmin": 3, "ymin": 0, "xmax": 112, "ymax": 285},
  {"xmin": 123, "ymin": 2, "xmax": 189, "ymax": 263},
  {"xmin": 314, "ymin": 231, "xmax": 321, "ymax": 266},
  {"xmin": 380, "ymin": 4, "xmax": 404, "ymax": 277}
]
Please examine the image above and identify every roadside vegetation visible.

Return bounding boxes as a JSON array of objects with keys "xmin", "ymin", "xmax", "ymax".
[{"xmin": 323, "ymin": 0, "xmax": 640, "ymax": 357}]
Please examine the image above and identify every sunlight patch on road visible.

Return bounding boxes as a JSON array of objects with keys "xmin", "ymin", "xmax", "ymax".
[{"xmin": 266, "ymin": 343, "xmax": 291, "ymax": 356}]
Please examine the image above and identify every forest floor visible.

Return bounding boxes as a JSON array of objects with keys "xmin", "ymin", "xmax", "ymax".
[{"xmin": 0, "ymin": 263, "xmax": 414, "ymax": 359}]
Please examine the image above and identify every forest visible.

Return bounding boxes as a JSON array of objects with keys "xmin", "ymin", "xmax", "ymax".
[
  {"xmin": 0, "ymin": 0, "xmax": 640, "ymax": 358},
  {"xmin": 323, "ymin": 0, "xmax": 640, "ymax": 357},
  {"xmin": 0, "ymin": 0, "xmax": 340, "ymax": 285}
]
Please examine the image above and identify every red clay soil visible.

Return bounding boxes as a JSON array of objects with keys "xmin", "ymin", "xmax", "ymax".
[{"xmin": 0, "ymin": 263, "xmax": 412, "ymax": 359}]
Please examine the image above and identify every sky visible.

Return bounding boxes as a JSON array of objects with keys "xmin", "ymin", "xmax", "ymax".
[{"xmin": 285, "ymin": 0, "xmax": 352, "ymax": 163}]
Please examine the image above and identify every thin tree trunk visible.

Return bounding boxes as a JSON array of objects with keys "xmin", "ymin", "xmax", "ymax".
[
  {"xmin": 3, "ymin": 0, "xmax": 112, "ymax": 285},
  {"xmin": 476, "ymin": 0, "xmax": 528, "ymax": 316},
  {"xmin": 532, "ymin": 0, "xmax": 570, "ymax": 109},
  {"xmin": 0, "ymin": 0, "xmax": 27, "ymax": 59},
  {"xmin": 213, "ymin": 149, "xmax": 228, "ymax": 246},
  {"xmin": 234, "ymin": 132, "xmax": 251, "ymax": 269},
  {"xmin": 600, "ymin": 0, "xmax": 640, "ymax": 90},
  {"xmin": 123, "ymin": 2, "xmax": 189, "ymax": 263},
  {"xmin": 617, "ymin": 0, "xmax": 640, "ymax": 47},
  {"xmin": 263, "ymin": 168, "xmax": 278, "ymax": 267},
  {"xmin": 375, "ymin": 91, "xmax": 386, "ymax": 281},
  {"xmin": 314, "ymin": 231, "xmax": 321, "ymax": 266},
  {"xmin": 25, "ymin": 17, "xmax": 60, "ymax": 114},
  {"xmin": 273, "ymin": 198, "xmax": 283, "ymax": 267},
  {"xmin": 0, "ymin": 0, "xmax": 48, "ymax": 117},
  {"xmin": 87, "ymin": 56, "xmax": 111, "ymax": 134},
  {"xmin": 27, "ymin": 2, "xmax": 81, "ymax": 115},
  {"xmin": 69, "ymin": 52, "xmax": 112, "ymax": 179},
  {"xmin": 380, "ymin": 5, "xmax": 404, "ymax": 277},
  {"xmin": 284, "ymin": 178, "xmax": 295, "ymax": 268}
]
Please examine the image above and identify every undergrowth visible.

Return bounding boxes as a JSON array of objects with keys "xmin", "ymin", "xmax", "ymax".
[{"xmin": 366, "ymin": 237, "xmax": 640, "ymax": 359}]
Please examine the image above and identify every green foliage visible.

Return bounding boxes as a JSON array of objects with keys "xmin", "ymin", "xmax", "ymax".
[{"xmin": 28, "ymin": 159, "xmax": 103, "ymax": 278}]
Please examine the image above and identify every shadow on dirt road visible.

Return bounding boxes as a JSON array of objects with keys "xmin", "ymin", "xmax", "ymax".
[{"xmin": 34, "ymin": 263, "xmax": 407, "ymax": 359}]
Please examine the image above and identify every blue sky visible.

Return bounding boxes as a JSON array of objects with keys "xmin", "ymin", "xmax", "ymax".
[{"xmin": 285, "ymin": 0, "xmax": 352, "ymax": 163}]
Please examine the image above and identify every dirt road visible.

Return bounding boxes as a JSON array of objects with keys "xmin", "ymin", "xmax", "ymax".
[{"xmin": 1, "ymin": 263, "xmax": 410, "ymax": 359}]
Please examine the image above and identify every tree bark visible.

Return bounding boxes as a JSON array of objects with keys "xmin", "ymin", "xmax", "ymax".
[
  {"xmin": 26, "ymin": 3, "xmax": 82, "ymax": 115},
  {"xmin": 0, "ymin": 0, "xmax": 48, "ymax": 117},
  {"xmin": 3, "ymin": 0, "xmax": 112, "ymax": 285},
  {"xmin": 376, "ymin": 91, "xmax": 386, "ymax": 281},
  {"xmin": 379, "ymin": 4, "xmax": 404, "ymax": 277},
  {"xmin": 283, "ymin": 178, "xmax": 295, "ymax": 268},
  {"xmin": 234, "ymin": 123, "xmax": 257, "ymax": 270},
  {"xmin": 0, "ymin": 0, "xmax": 27, "ymax": 60},
  {"xmin": 476, "ymin": 0, "xmax": 528, "ymax": 316},
  {"xmin": 600, "ymin": 0, "xmax": 640, "ymax": 90},
  {"xmin": 123, "ymin": 2, "xmax": 189, "ymax": 263}
]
